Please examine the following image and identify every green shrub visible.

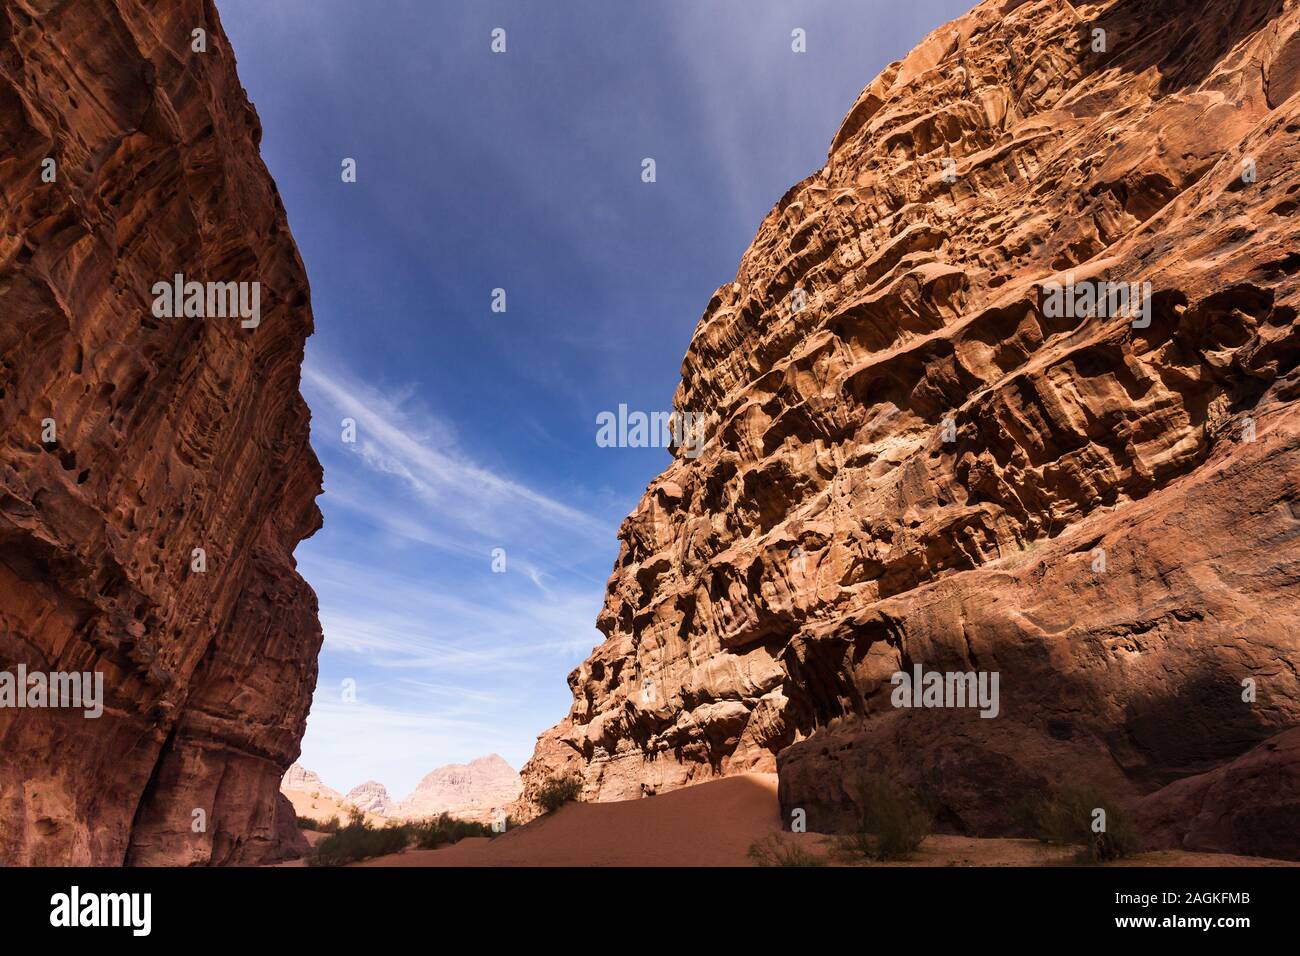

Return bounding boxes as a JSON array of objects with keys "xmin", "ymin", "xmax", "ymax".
[
  {"xmin": 1024, "ymin": 787, "xmax": 1141, "ymax": 862},
  {"xmin": 748, "ymin": 833, "xmax": 826, "ymax": 867},
  {"xmin": 408, "ymin": 812, "xmax": 495, "ymax": 849},
  {"xmin": 535, "ymin": 775, "xmax": 582, "ymax": 813},
  {"xmin": 307, "ymin": 809, "xmax": 411, "ymax": 866},
  {"xmin": 837, "ymin": 772, "xmax": 932, "ymax": 861},
  {"xmin": 296, "ymin": 813, "xmax": 341, "ymax": 834},
  {"xmin": 304, "ymin": 806, "xmax": 499, "ymax": 864}
]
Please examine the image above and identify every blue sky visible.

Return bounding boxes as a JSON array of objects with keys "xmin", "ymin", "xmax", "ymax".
[{"xmin": 218, "ymin": 0, "xmax": 972, "ymax": 798}]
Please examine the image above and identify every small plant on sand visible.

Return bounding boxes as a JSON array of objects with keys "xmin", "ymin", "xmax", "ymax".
[
  {"xmin": 535, "ymin": 774, "xmax": 582, "ymax": 813},
  {"xmin": 1022, "ymin": 786, "xmax": 1141, "ymax": 862},
  {"xmin": 409, "ymin": 812, "xmax": 495, "ymax": 849},
  {"xmin": 307, "ymin": 809, "xmax": 410, "ymax": 866},
  {"xmin": 748, "ymin": 833, "xmax": 826, "ymax": 867},
  {"xmin": 837, "ymin": 772, "xmax": 932, "ymax": 862}
]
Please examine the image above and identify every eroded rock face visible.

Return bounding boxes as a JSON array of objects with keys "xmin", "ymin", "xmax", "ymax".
[
  {"xmin": 0, "ymin": 0, "xmax": 322, "ymax": 864},
  {"xmin": 519, "ymin": 0, "xmax": 1300, "ymax": 856}
]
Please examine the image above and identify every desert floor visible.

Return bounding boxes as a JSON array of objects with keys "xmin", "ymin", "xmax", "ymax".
[{"xmin": 278, "ymin": 772, "xmax": 1295, "ymax": 867}]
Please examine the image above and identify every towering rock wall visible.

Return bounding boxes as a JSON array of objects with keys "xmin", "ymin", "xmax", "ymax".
[
  {"xmin": 520, "ymin": 0, "xmax": 1300, "ymax": 857},
  {"xmin": 0, "ymin": 0, "xmax": 322, "ymax": 864}
]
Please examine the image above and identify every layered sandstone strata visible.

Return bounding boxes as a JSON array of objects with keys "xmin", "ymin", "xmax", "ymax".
[
  {"xmin": 520, "ymin": 0, "xmax": 1300, "ymax": 857},
  {"xmin": 0, "ymin": 0, "xmax": 321, "ymax": 864}
]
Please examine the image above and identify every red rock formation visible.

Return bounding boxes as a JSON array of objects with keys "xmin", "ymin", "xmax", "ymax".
[
  {"xmin": 519, "ymin": 0, "xmax": 1300, "ymax": 857},
  {"xmin": 0, "ymin": 0, "xmax": 321, "ymax": 864}
]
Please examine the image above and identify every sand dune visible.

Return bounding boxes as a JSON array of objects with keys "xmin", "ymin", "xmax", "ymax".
[{"xmin": 360, "ymin": 772, "xmax": 781, "ymax": 867}]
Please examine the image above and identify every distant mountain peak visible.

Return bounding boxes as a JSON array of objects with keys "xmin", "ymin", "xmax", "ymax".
[
  {"xmin": 344, "ymin": 780, "xmax": 394, "ymax": 816},
  {"xmin": 282, "ymin": 763, "xmax": 341, "ymax": 801},
  {"xmin": 283, "ymin": 756, "xmax": 520, "ymax": 823},
  {"xmin": 397, "ymin": 754, "xmax": 521, "ymax": 821}
]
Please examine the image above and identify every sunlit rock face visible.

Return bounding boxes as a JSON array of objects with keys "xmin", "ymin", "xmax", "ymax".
[
  {"xmin": 344, "ymin": 782, "xmax": 394, "ymax": 817},
  {"xmin": 282, "ymin": 763, "xmax": 341, "ymax": 802},
  {"xmin": 0, "ymin": 0, "xmax": 322, "ymax": 865},
  {"xmin": 518, "ymin": 0, "xmax": 1300, "ymax": 856}
]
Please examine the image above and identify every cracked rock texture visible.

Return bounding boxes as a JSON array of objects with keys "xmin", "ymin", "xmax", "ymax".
[
  {"xmin": 519, "ymin": 0, "xmax": 1300, "ymax": 857},
  {"xmin": 0, "ymin": 0, "xmax": 321, "ymax": 864}
]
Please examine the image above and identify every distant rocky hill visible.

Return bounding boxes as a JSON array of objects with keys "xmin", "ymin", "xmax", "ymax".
[
  {"xmin": 395, "ymin": 754, "xmax": 521, "ymax": 822},
  {"xmin": 282, "ymin": 755, "xmax": 520, "ymax": 824},
  {"xmin": 344, "ymin": 781, "xmax": 394, "ymax": 816},
  {"xmin": 282, "ymin": 764, "xmax": 341, "ymax": 801},
  {"xmin": 280, "ymin": 763, "xmax": 357, "ymax": 826}
]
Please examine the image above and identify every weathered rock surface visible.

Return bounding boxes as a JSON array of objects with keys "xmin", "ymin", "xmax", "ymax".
[
  {"xmin": 0, "ymin": 0, "xmax": 322, "ymax": 864},
  {"xmin": 395, "ymin": 754, "xmax": 520, "ymax": 822},
  {"xmin": 519, "ymin": 0, "xmax": 1300, "ymax": 857},
  {"xmin": 1134, "ymin": 725, "xmax": 1300, "ymax": 860}
]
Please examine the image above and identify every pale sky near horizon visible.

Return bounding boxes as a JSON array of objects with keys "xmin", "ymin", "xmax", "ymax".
[{"xmin": 217, "ymin": 0, "xmax": 974, "ymax": 798}]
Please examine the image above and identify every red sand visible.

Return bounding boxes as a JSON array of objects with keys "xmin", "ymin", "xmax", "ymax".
[{"xmin": 359, "ymin": 772, "xmax": 781, "ymax": 867}]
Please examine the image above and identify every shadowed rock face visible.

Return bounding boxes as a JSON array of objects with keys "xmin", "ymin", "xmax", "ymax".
[
  {"xmin": 1134, "ymin": 726, "xmax": 1300, "ymax": 860},
  {"xmin": 519, "ymin": 0, "xmax": 1300, "ymax": 856},
  {"xmin": 0, "ymin": 0, "xmax": 322, "ymax": 864}
]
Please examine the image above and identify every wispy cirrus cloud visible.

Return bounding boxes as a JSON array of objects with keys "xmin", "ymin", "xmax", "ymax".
[
  {"xmin": 295, "ymin": 697, "xmax": 526, "ymax": 798},
  {"xmin": 291, "ymin": 350, "xmax": 610, "ymax": 794},
  {"xmin": 303, "ymin": 358, "xmax": 606, "ymax": 540}
]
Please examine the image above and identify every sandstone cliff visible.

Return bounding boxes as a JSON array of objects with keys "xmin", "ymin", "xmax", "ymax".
[
  {"xmin": 0, "ymin": 0, "xmax": 322, "ymax": 864},
  {"xmin": 519, "ymin": 0, "xmax": 1300, "ymax": 858}
]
